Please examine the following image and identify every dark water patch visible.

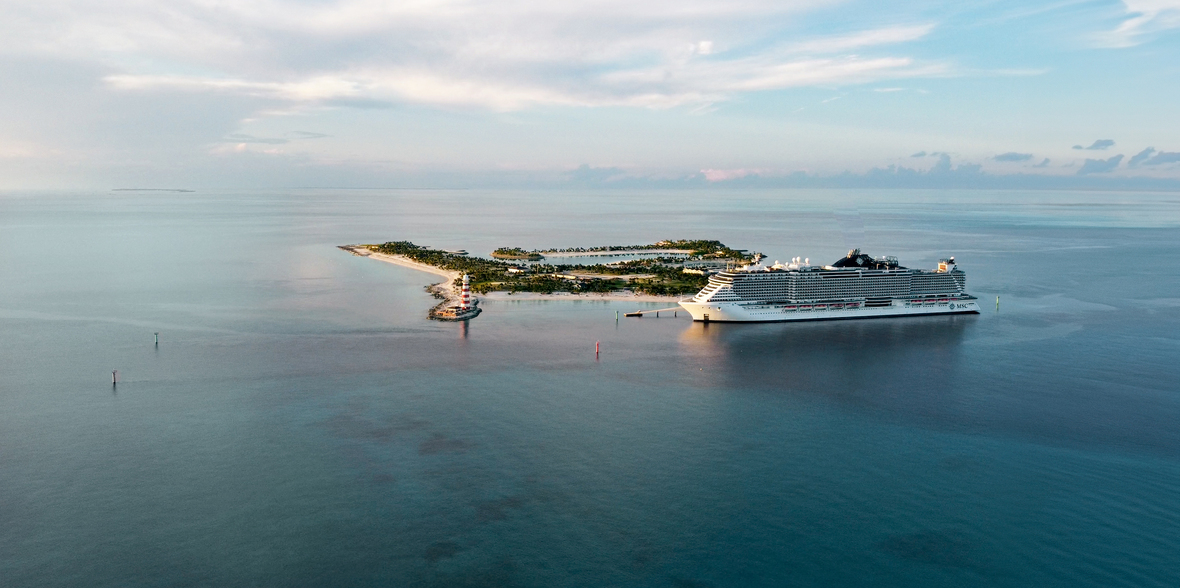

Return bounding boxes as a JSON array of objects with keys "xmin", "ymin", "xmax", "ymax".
[
  {"xmin": 420, "ymin": 433, "xmax": 474, "ymax": 455},
  {"xmin": 424, "ymin": 557, "xmax": 518, "ymax": 588},
  {"xmin": 322, "ymin": 410, "xmax": 431, "ymax": 444},
  {"xmin": 630, "ymin": 545, "xmax": 656, "ymax": 569},
  {"xmin": 879, "ymin": 530, "xmax": 981, "ymax": 570},
  {"xmin": 388, "ymin": 413, "xmax": 431, "ymax": 431},
  {"xmin": 423, "ymin": 541, "xmax": 462, "ymax": 563},
  {"xmin": 322, "ymin": 413, "xmax": 398, "ymax": 443},
  {"xmin": 940, "ymin": 454, "xmax": 984, "ymax": 471},
  {"xmin": 475, "ymin": 496, "xmax": 524, "ymax": 523},
  {"xmin": 670, "ymin": 576, "xmax": 716, "ymax": 588}
]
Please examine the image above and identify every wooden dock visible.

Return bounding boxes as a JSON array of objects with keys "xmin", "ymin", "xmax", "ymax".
[{"xmin": 624, "ymin": 307, "xmax": 683, "ymax": 317}]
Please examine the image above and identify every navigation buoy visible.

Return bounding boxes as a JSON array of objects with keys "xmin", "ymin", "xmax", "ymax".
[
  {"xmin": 154, "ymin": 332, "xmax": 159, "ymax": 345},
  {"xmin": 996, "ymin": 295, "xmax": 1000, "ymax": 311},
  {"xmin": 596, "ymin": 341, "xmax": 600, "ymax": 356},
  {"xmin": 615, "ymin": 310, "xmax": 619, "ymax": 322},
  {"xmin": 112, "ymin": 370, "xmax": 119, "ymax": 385}
]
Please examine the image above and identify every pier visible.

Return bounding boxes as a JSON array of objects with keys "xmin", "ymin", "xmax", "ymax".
[{"xmin": 624, "ymin": 306, "xmax": 682, "ymax": 317}]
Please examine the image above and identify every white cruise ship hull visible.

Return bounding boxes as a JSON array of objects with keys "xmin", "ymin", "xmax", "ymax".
[{"xmin": 678, "ymin": 298, "xmax": 980, "ymax": 322}]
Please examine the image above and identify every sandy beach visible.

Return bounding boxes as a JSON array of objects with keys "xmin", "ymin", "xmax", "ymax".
[{"xmin": 342, "ymin": 246, "xmax": 461, "ymax": 299}]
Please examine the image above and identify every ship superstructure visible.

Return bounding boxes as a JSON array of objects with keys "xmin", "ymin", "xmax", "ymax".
[{"xmin": 678, "ymin": 249, "xmax": 979, "ymax": 322}]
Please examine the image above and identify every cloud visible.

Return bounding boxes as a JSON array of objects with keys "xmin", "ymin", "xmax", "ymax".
[
  {"xmin": 1129, "ymin": 147, "xmax": 1156, "ymax": 167},
  {"xmin": 701, "ymin": 168, "xmax": 767, "ymax": 182},
  {"xmin": 910, "ymin": 151, "xmax": 927, "ymax": 157},
  {"xmin": 1073, "ymin": 139, "xmax": 1115, "ymax": 150},
  {"xmin": 993, "ymin": 152, "xmax": 1033, "ymax": 162},
  {"xmin": 221, "ymin": 130, "xmax": 331, "ymax": 144},
  {"xmin": 103, "ymin": 54, "xmax": 941, "ymax": 113},
  {"xmin": 924, "ymin": 153, "xmax": 982, "ymax": 176},
  {"xmin": 1032, "ymin": 158, "xmax": 1050, "ymax": 168},
  {"xmin": 929, "ymin": 153, "xmax": 952, "ymax": 173},
  {"xmin": 1100, "ymin": 0, "xmax": 1180, "ymax": 47},
  {"xmin": 789, "ymin": 24, "xmax": 935, "ymax": 54},
  {"xmin": 1124, "ymin": 146, "xmax": 1180, "ymax": 167},
  {"xmin": 567, "ymin": 164, "xmax": 627, "ymax": 184},
  {"xmin": 224, "ymin": 133, "xmax": 288, "ymax": 145},
  {"xmin": 0, "ymin": 1, "xmax": 948, "ymax": 112},
  {"xmin": 556, "ymin": 156, "xmax": 1180, "ymax": 191},
  {"xmin": 1077, "ymin": 154, "xmax": 1124, "ymax": 175},
  {"xmin": 1144, "ymin": 151, "xmax": 1180, "ymax": 165}
]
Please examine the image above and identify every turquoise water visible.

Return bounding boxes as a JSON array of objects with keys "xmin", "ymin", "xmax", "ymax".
[{"xmin": 1, "ymin": 189, "xmax": 1178, "ymax": 586}]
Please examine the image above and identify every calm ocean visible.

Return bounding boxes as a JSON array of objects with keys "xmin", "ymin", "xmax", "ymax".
[{"xmin": 1, "ymin": 189, "xmax": 1178, "ymax": 587}]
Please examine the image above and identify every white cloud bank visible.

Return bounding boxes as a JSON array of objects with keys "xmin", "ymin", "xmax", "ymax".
[
  {"xmin": 1100, "ymin": 0, "xmax": 1180, "ymax": 46},
  {"xmin": 2, "ymin": 0, "xmax": 941, "ymax": 110}
]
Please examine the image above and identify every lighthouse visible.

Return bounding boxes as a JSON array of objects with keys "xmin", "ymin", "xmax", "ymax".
[{"xmin": 429, "ymin": 273, "xmax": 480, "ymax": 320}]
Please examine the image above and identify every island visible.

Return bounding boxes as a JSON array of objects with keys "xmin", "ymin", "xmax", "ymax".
[
  {"xmin": 490, "ymin": 247, "xmax": 544, "ymax": 261},
  {"xmin": 339, "ymin": 240, "xmax": 757, "ymax": 320}
]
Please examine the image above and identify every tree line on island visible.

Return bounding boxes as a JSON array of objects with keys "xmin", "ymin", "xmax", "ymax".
[
  {"xmin": 370, "ymin": 240, "xmax": 756, "ymax": 296},
  {"xmin": 493, "ymin": 240, "xmax": 749, "ymax": 259},
  {"xmin": 490, "ymin": 247, "xmax": 543, "ymax": 260}
]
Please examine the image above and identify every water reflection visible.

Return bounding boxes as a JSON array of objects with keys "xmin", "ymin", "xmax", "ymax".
[{"xmin": 680, "ymin": 315, "xmax": 977, "ymax": 416}]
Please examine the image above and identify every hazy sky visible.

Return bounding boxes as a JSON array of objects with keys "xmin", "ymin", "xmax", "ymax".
[{"xmin": 2, "ymin": 0, "xmax": 1178, "ymax": 189}]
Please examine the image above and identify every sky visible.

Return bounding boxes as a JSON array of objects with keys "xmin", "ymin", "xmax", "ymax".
[{"xmin": 1, "ymin": 0, "xmax": 1179, "ymax": 189}]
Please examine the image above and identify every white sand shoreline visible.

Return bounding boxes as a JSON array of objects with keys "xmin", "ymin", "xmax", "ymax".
[{"xmin": 342, "ymin": 246, "xmax": 460, "ymax": 299}]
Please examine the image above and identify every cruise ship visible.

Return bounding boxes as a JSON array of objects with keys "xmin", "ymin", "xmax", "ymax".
[{"xmin": 678, "ymin": 249, "xmax": 980, "ymax": 322}]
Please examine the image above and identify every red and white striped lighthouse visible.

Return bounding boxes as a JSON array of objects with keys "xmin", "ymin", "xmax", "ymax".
[{"xmin": 460, "ymin": 274, "xmax": 471, "ymax": 310}]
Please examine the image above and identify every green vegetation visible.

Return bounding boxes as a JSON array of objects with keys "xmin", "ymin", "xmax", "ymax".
[
  {"xmin": 536, "ymin": 239, "xmax": 754, "ymax": 261},
  {"xmin": 491, "ymin": 247, "xmax": 544, "ymax": 261},
  {"xmin": 368, "ymin": 239, "xmax": 753, "ymax": 296},
  {"xmin": 371, "ymin": 241, "xmax": 508, "ymax": 285}
]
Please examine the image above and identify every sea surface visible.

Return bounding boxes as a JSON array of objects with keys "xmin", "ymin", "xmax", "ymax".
[{"xmin": 1, "ymin": 188, "xmax": 1178, "ymax": 587}]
